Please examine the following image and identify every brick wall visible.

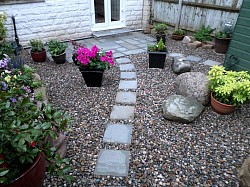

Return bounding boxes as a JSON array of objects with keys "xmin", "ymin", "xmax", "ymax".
[{"xmin": 0, "ymin": 0, "xmax": 150, "ymax": 46}]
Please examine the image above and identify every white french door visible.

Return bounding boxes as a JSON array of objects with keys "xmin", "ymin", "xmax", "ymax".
[{"xmin": 91, "ymin": 0, "xmax": 125, "ymax": 31}]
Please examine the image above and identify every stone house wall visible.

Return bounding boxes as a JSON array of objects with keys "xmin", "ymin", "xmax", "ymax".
[{"xmin": 0, "ymin": 0, "xmax": 151, "ymax": 46}]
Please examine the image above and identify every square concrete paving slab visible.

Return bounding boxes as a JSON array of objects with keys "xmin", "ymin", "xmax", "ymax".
[
  {"xmin": 124, "ymin": 38, "xmax": 140, "ymax": 45},
  {"xmin": 203, "ymin": 59, "xmax": 221, "ymax": 66},
  {"xmin": 110, "ymin": 106, "xmax": 135, "ymax": 120},
  {"xmin": 103, "ymin": 123, "xmax": 133, "ymax": 144},
  {"xmin": 116, "ymin": 58, "xmax": 131, "ymax": 64},
  {"xmin": 116, "ymin": 92, "xmax": 137, "ymax": 104},
  {"xmin": 186, "ymin": 55, "xmax": 202, "ymax": 62},
  {"xmin": 119, "ymin": 80, "xmax": 137, "ymax": 90},
  {"xmin": 168, "ymin": 53, "xmax": 184, "ymax": 57},
  {"xmin": 120, "ymin": 72, "xmax": 137, "ymax": 79},
  {"xmin": 94, "ymin": 149, "xmax": 130, "ymax": 176},
  {"xmin": 123, "ymin": 49, "xmax": 145, "ymax": 55},
  {"xmin": 120, "ymin": 64, "xmax": 136, "ymax": 71},
  {"xmin": 113, "ymin": 53, "xmax": 125, "ymax": 58}
]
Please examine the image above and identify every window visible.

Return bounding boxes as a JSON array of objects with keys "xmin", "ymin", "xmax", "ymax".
[{"xmin": 0, "ymin": 0, "xmax": 45, "ymax": 5}]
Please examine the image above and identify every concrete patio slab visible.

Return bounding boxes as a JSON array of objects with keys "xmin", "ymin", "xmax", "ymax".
[
  {"xmin": 94, "ymin": 149, "xmax": 130, "ymax": 176},
  {"xmin": 103, "ymin": 123, "xmax": 133, "ymax": 144},
  {"xmin": 119, "ymin": 64, "xmax": 136, "ymax": 71},
  {"xmin": 119, "ymin": 80, "xmax": 137, "ymax": 90},
  {"xmin": 186, "ymin": 55, "xmax": 202, "ymax": 62},
  {"xmin": 120, "ymin": 72, "xmax": 137, "ymax": 79},
  {"xmin": 116, "ymin": 92, "xmax": 137, "ymax": 104},
  {"xmin": 116, "ymin": 58, "xmax": 131, "ymax": 64},
  {"xmin": 110, "ymin": 106, "xmax": 135, "ymax": 120},
  {"xmin": 203, "ymin": 59, "xmax": 221, "ymax": 66}
]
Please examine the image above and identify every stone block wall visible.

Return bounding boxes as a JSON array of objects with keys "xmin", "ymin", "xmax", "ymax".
[{"xmin": 0, "ymin": 0, "xmax": 150, "ymax": 46}]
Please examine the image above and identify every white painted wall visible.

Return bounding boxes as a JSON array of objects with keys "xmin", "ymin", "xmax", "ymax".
[{"xmin": 0, "ymin": 0, "xmax": 150, "ymax": 47}]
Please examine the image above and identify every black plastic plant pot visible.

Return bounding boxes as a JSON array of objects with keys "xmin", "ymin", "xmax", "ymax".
[
  {"xmin": 148, "ymin": 51, "xmax": 167, "ymax": 68},
  {"xmin": 156, "ymin": 34, "xmax": 166, "ymax": 45},
  {"xmin": 52, "ymin": 52, "xmax": 66, "ymax": 64},
  {"xmin": 80, "ymin": 69, "xmax": 104, "ymax": 87}
]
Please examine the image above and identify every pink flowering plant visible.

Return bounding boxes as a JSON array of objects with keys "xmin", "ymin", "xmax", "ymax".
[{"xmin": 75, "ymin": 45, "xmax": 115, "ymax": 70}]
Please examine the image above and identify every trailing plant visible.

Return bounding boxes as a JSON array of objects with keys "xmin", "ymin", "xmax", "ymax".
[
  {"xmin": 173, "ymin": 29, "xmax": 186, "ymax": 36},
  {"xmin": 208, "ymin": 65, "xmax": 250, "ymax": 105},
  {"xmin": 30, "ymin": 39, "xmax": 45, "ymax": 52},
  {"xmin": 0, "ymin": 58, "xmax": 74, "ymax": 184},
  {"xmin": 152, "ymin": 23, "xmax": 168, "ymax": 34},
  {"xmin": 48, "ymin": 40, "xmax": 67, "ymax": 56},
  {"xmin": 194, "ymin": 25, "xmax": 215, "ymax": 42},
  {"xmin": 148, "ymin": 38, "xmax": 166, "ymax": 52}
]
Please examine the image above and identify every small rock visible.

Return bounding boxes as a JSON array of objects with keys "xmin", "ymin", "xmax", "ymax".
[
  {"xmin": 202, "ymin": 44, "xmax": 214, "ymax": 49},
  {"xmin": 172, "ymin": 57, "xmax": 191, "ymax": 74},
  {"xmin": 182, "ymin": 36, "xmax": 191, "ymax": 44}
]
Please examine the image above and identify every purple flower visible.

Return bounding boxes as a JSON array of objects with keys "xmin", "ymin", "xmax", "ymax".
[
  {"xmin": 22, "ymin": 86, "xmax": 31, "ymax": 93},
  {"xmin": 1, "ymin": 82, "xmax": 8, "ymax": 91},
  {"xmin": 0, "ymin": 58, "xmax": 10, "ymax": 69},
  {"xmin": 10, "ymin": 98, "xmax": 17, "ymax": 103}
]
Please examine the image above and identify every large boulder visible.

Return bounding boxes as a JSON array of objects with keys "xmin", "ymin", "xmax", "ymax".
[
  {"xmin": 238, "ymin": 156, "xmax": 250, "ymax": 187},
  {"xmin": 174, "ymin": 72, "xmax": 210, "ymax": 105},
  {"xmin": 172, "ymin": 57, "xmax": 191, "ymax": 74},
  {"xmin": 162, "ymin": 95, "xmax": 205, "ymax": 123}
]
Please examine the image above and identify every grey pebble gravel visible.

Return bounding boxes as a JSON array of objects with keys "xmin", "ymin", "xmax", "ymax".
[{"xmin": 21, "ymin": 36, "xmax": 249, "ymax": 186}]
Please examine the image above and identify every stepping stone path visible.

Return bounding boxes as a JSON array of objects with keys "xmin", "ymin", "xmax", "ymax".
[{"xmin": 94, "ymin": 57, "xmax": 137, "ymax": 177}]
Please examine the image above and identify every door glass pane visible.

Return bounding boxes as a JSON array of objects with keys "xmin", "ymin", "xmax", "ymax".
[
  {"xmin": 111, "ymin": 0, "xmax": 120, "ymax": 22},
  {"xmin": 94, "ymin": 0, "xmax": 105, "ymax": 23}
]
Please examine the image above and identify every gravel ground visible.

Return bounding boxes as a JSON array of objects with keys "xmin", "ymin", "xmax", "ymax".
[{"xmin": 22, "ymin": 36, "xmax": 250, "ymax": 187}]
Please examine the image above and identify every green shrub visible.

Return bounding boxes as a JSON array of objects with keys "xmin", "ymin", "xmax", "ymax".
[
  {"xmin": 208, "ymin": 65, "xmax": 250, "ymax": 105},
  {"xmin": 148, "ymin": 38, "xmax": 166, "ymax": 52},
  {"xmin": 48, "ymin": 40, "xmax": 67, "ymax": 56},
  {"xmin": 194, "ymin": 25, "xmax": 215, "ymax": 42},
  {"xmin": 30, "ymin": 39, "xmax": 44, "ymax": 52}
]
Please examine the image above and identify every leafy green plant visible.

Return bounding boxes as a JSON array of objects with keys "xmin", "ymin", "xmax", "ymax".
[
  {"xmin": 0, "ymin": 59, "xmax": 73, "ymax": 184},
  {"xmin": 30, "ymin": 39, "xmax": 44, "ymax": 52},
  {"xmin": 35, "ymin": 90, "xmax": 43, "ymax": 101},
  {"xmin": 0, "ymin": 12, "xmax": 7, "ymax": 40},
  {"xmin": 153, "ymin": 23, "xmax": 168, "ymax": 34},
  {"xmin": 194, "ymin": 25, "xmax": 215, "ymax": 42},
  {"xmin": 215, "ymin": 31, "xmax": 231, "ymax": 39},
  {"xmin": 173, "ymin": 29, "xmax": 186, "ymax": 36},
  {"xmin": 208, "ymin": 65, "xmax": 250, "ymax": 105},
  {"xmin": 0, "ymin": 42, "xmax": 14, "ymax": 59},
  {"xmin": 148, "ymin": 38, "xmax": 166, "ymax": 52},
  {"xmin": 48, "ymin": 40, "xmax": 67, "ymax": 56}
]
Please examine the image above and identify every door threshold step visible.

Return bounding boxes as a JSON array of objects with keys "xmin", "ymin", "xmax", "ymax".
[{"xmin": 92, "ymin": 28, "xmax": 133, "ymax": 38}]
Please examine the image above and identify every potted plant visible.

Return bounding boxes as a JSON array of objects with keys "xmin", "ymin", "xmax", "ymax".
[
  {"xmin": 30, "ymin": 39, "xmax": 47, "ymax": 62},
  {"xmin": 147, "ymin": 38, "xmax": 167, "ymax": 68},
  {"xmin": 73, "ymin": 45, "xmax": 115, "ymax": 87},
  {"xmin": 214, "ymin": 31, "xmax": 231, "ymax": 54},
  {"xmin": 0, "ymin": 58, "xmax": 73, "ymax": 186},
  {"xmin": 194, "ymin": 25, "xmax": 215, "ymax": 43},
  {"xmin": 172, "ymin": 29, "xmax": 186, "ymax": 40},
  {"xmin": 48, "ymin": 39, "xmax": 67, "ymax": 64},
  {"xmin": 0, "ymin": 12, "xmax": 7, "ymax": 43},
  {"xmin": 152, "ymin": 23, "xmax": 168, "ymax": 44},
  {"xmin": 208, "ymin": 65, "xmax": 250, "ymax": 114}
]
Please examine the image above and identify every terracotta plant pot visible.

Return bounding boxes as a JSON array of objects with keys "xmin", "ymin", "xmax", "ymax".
[
  {"xmin": 214, "ymin": 38, "xmax": 231, "ymax": 54},
  {"xmin": 52, "ymin": 52, "xmax": 66, "ymax": 64},
  {"xmin": 210, "ymin": 92, "xmax": 235, "ymax": 114},
  {"xmin": 172, "ymin": 34, "xmax": 185, "ymax": 40},
  {"xmin": 2, "ymin": 153, "xmax": 46, "ymax": 187},
  {"xmin": 31, "ymin": 49, "xmax": 46, "ymax": 62}
]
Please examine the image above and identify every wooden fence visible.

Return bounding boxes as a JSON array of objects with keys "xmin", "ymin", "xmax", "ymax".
[{"xmin": 152, "ymin": 0, "xmax": 243, "ymax": 32}]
